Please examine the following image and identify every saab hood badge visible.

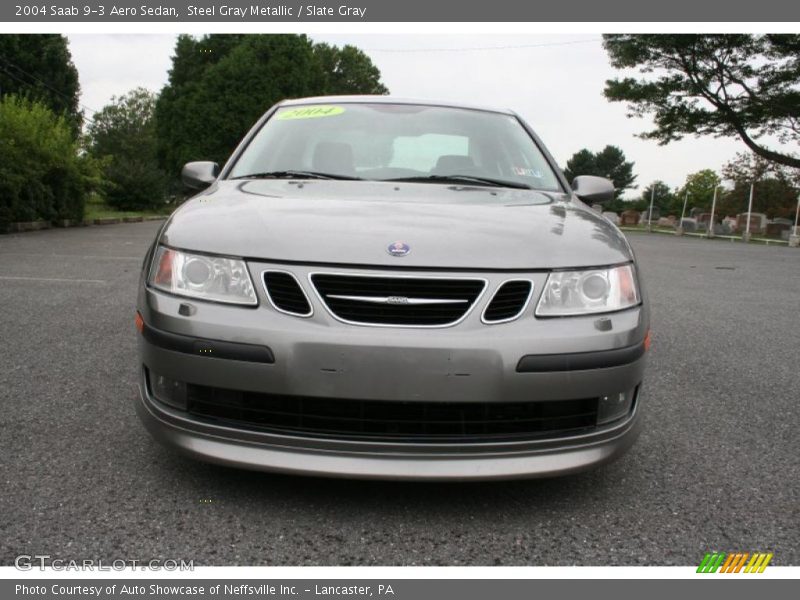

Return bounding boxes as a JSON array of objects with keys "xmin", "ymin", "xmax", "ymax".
[{"xmin": 387, "ymin": 241, "xmax": 410, "ymax": 257}]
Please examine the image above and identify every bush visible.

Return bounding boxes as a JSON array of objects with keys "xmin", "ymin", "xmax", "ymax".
[
  {"xmin": 86, "ymin": 87, "xmax": 168, "ymax": 211},
  {"xmin": 0, "ymin": 96, "xmax": 97, "ymax": 228},
  {"xmin": 103, "ymin": 156, "xmax": 169, "ymax": 211}
]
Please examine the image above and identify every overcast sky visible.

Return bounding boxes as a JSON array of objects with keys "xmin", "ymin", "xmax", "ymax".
[{"xmin": 66, "ymin": 33, "xmax": 787, "ymax": 195}]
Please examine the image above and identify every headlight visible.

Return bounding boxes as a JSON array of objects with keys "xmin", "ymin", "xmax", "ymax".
[
  {"xmin": 535, "ymin": 264, "xmax": 639, "ymax": 316},
  {"xmin": 148, "ymin": 246, "xmax": 257, "ymax": 305}
]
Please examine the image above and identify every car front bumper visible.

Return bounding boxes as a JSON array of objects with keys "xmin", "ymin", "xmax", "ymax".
[
  {"xmin": 136, "ymin": 376, "xmax": 641, "ymax": 480},
  {"xmin": 135, "ymin": 265, "xmax": 648, "ymax": 480}
]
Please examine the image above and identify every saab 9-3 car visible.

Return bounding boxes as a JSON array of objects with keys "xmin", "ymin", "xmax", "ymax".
[{"xmin": 134, "ymin": 96, "xmax": 650, "ymax": 480}]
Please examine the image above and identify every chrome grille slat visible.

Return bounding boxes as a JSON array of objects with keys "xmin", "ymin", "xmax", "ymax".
[{"xmin": 327, "ymin": 295, "xmax": 469, "ymax": 305}]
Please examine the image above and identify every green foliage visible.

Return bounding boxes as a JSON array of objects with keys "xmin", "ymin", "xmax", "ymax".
[
  {"xmin": 604, "ymin": 196, "xmax": 647, "ymax": 213},
  {"xmin": 722, "ymin": 151, "xmax": 800, "ymax": 188},
  {"xmin": 639, "ymin": 180, "xmax": 676, "ymax": 214},
  {"xmin": 603, "ymin": 34, "xmax": 800, "ymax": 169},
  {"xmin": 718, "ymin": 180, "xmax": 798, "ymax": 220},
  {"xmin": 312, "ymin": 43, "xmax": 389, "ymax": 95},
  {"xmin": 88, "ymin": 87, "xmax": 159, "ymax": 158},
  {"xmin": 100, "ymin": 157, "xmax": 169, "ymax": 211},
  {"xmin": 0, "ymin": 96, "xmax": 99, "ymax": 228},
  {"xmin": 155, "ymin": 34, "xmax": 389, "ymax": 178},
  {"xmin": 676, "ymin": 169, "xmax": 722, "ymax": 213},
  {"xmin": 87, "ymin": 87, "xmax": 168, "ymax": 210},
  {"xmin": 563, "ymin": 149, "xmax": 594, "ymax": 183},
  {"xmin": 564, "ymin": 145, "xmax": 637, "ymax": 199},
  {"xmin": 717, "ymin": 152, "xmax": 799, "ymax": 218},
  {"xmin": 0, "ymin": 34, "xmax": 82, "ymax": 137}
]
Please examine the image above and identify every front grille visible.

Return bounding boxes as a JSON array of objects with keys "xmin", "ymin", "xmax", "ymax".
[
  {"xmin": 263, "ymin": 271, "xmax": 312, "ymax": 316},
  {"xmin": 483, "ymin": 280, "xmax": 533, "ymax": 323},
  {"xmin": 186, "ymin": 383, "xmax": 599, "ymax": 443},
  {"xmin": 310, "ymin": 273, "xmax": 485, "ymax": 326}
]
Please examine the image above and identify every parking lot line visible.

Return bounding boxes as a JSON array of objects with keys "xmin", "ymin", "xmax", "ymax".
[
  {"xmin": 0, "ymin": 275, "xmax": 107, "ymax": 284},
  {"xmin": 0, "ymin": 252, "xmax": 141, "ymax": 261}
]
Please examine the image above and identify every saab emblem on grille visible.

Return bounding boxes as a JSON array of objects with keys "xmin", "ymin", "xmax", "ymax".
[
  {"xmin": 387, "ymin": 241, "xmax": 410, "ymax": 257},
  {"xmin": 385, "ymin": 296, "xmax": 410, "ymax": 305}
]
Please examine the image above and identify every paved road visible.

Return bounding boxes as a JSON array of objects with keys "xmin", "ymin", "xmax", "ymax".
[{"xmin": 1, "ymin": 223, "xmax": 797, "ymax": 566}]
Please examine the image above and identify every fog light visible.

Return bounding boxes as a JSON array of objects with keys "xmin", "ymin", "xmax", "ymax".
[
  {"xmin": 149, "ymin": 370, "xmax": 187, "ymax": 410},
  {"xmin": 597, "ymin": 388, "xmax": 635, "ymax": 424}
]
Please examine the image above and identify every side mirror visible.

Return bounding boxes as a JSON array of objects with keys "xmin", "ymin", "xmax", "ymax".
[
  {"xmin": 182, "ymin": 161, "xmax": 219, "ymax": 190},
  {"xmin": 572, "ymin": 175, "xmax": 615, "ymax": 204}
]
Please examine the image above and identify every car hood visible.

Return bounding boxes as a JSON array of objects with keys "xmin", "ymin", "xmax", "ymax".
[{"xmin": 160, "ymin": 180, "xmax": 633, "ymax": 270}]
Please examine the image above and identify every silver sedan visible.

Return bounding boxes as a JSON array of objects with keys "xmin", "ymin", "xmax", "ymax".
[{"xmin": 134, "ymin": 96, "xmax": 649, "ymax": 480}]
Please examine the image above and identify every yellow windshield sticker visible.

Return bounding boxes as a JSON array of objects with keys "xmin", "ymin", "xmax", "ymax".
[{"xmin": 276, "ymin": 105, "xmax": 345, "ymax": 120}]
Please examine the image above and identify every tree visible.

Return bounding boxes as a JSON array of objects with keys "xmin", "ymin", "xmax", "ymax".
[
  {"xmin": 717, "ymin": 152, "xmax": 799, "ymax": 218},
  {"xmin": 0, "ymin": 96, "xmax": 99, "ymax": 228},
  {"xmin": 564, "ymin": 145, "xmax": 637, "ymax": 199},
  {"xmin": 87, "ymin": 87, "xmax": 168, "ymax": 210},
  {"xmin": 312, "ymin": 43, "xmax": 389, "ymax": 95},
  {"xmin": 677, "ymin": 169, "xmax": 722, "ymax": 213},
  {"xmin": 722, "ymin": 151, "xmax": 800, "ymax": 188},
  {"xmin": 563, "ymin": 149, "xmax": 595, "ymax": 184},
  {"xmin": 718, "ymin": 180, "xmax": 798, "ymax": 220},
  {"xmin": 155, "ymin": 35, "xmax": 389, "ymax": 179},
  {"xmin": 603, "ymin": 34, "xmax": 800, "ymax": 169},
  {"xmin": 639, "ymin": 180, "xmax": 676, "ymax": 214},
  {"xmin": 0, "ymin": 34, "xmax": 82, "ymax": 136}
]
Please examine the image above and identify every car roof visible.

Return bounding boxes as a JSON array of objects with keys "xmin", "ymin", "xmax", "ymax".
[{"xmin": 277, "ymin": 95, "xmax": 517, "ymax": 116}]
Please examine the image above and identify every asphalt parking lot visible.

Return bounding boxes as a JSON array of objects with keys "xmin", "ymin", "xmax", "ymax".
[{"xmin": 1, "ymin": 222, "xmax": 798, "ymax": 566}]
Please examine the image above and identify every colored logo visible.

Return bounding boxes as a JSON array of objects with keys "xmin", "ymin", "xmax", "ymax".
[
  {"xmin": 697, "ymin": 552, "xmax": 773, "ymax": 573},
  {"xmin": 387, "ymin": 242, "xmax": 410, "ymax": 257}
]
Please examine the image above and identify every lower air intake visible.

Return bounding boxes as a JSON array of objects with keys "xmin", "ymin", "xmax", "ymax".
[{"xmin": 185, "ymin": 383, "xmax": 600, "ymax": 443}]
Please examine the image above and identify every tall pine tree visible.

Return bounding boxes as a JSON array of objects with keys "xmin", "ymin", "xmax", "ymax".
[{"xmin": 155, "ymin": 35, "xmax": 388, "ymax": 178}]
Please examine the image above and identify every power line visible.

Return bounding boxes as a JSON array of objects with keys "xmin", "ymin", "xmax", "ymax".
[
  {"xmin": 0, "ymin": 62, "xmax": 94, "ymax": 128},
  {"xmin": 363, "ymin": 38, "xmax": 601, "ymax": 53},
  {"xmin": 0, "ymin": 55, "xmax": 98, "ymax": 120},
  {"xmin": 0, "ymin": 55, "xmax": 98, "ymax": 115}
]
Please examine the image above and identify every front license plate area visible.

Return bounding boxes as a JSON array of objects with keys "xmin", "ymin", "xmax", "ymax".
[{"xmin": 292, "ymin": 344, "xmax": 502, "ymax": 402}]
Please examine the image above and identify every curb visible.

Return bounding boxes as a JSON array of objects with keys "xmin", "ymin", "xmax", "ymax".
[
  {"xmin": 10, "ymin": 221, "xmax": 51, "ymax": 232},
  {"xmin": 620, "ymin": 227, "xmax": 793, "ymax": 246},
  {"xmin": 3, "ymin": 215, "xmax": 167, "ymax": 235}
]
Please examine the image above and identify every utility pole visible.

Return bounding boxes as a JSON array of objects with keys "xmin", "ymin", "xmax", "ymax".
[
  {"xmin": 708, "ymin": 185, "xmax": 720, "ymax": 239},
  {"xmin": 790, "ymin": 195, "xmax": 800, "ymax": 248},
  {"xmin": 647, "ymin": 186, "xmax": 655, "ymax": 232},
  {"xmin": 743, "ymin": 183, "xmax": 754, "ymax": 243},
  {"xmin": 677, "ymin": 190, "xmax": 689, "ymax": 236}
]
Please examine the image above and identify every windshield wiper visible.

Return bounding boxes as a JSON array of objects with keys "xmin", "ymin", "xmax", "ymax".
[
  {"xmin": 384, "ymin": 175, "xmax": 531, "ymax": 190},
  {"xmin": 230, "ymin": 170, "xmax": 362, "ymax": 181}
]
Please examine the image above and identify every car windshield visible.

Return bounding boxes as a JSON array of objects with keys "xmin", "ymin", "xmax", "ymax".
[{"xmin": 228, "ymin": 103, "xmax": 563, "ymax": 192}]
